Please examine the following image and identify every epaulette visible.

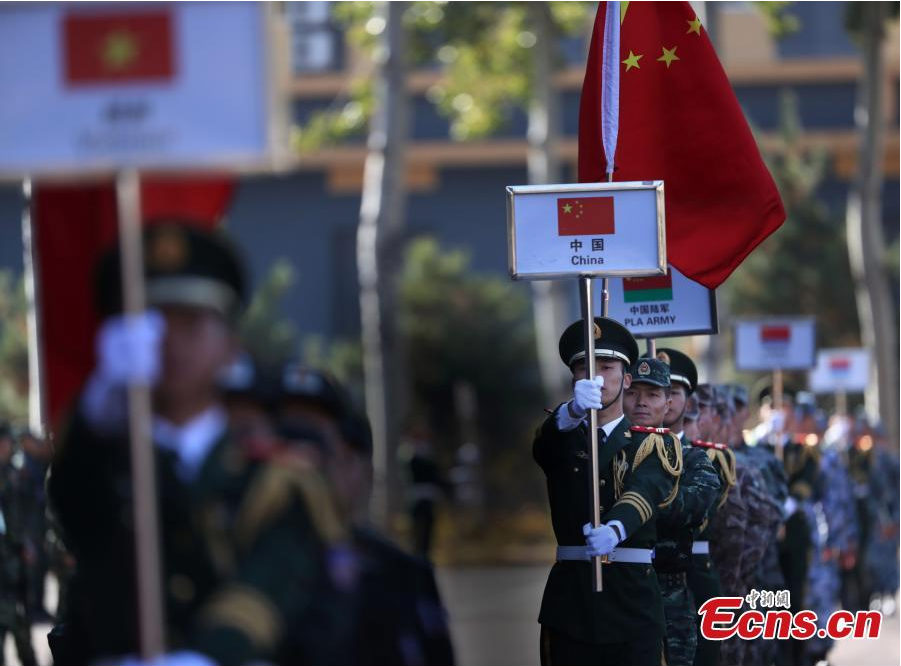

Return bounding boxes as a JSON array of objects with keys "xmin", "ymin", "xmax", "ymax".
[
  {"xmin": 630, "ymin": 425, "xmax": 671, "ymax": 435},
  {"xmin": 692, "ymin": 439, "xmax": 729, "ymax": 451}
]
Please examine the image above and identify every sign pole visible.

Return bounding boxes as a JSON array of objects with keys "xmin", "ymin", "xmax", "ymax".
[
  {"xmin": 835, "ymin": 388, "xmax": 848, "ymax": 418},
  {"xmin": 772, "ymin": 367, "xmax": 784, "ymax": 461},
  {"xmin": 116, "ymin": 170, "xmax": 166, "ymax": 658},
  {"xmin": 646, "ymin": 338, "xmax": 656, "ymax": 358},
  {"xmin": 579, "ymin": 276, "xmax": 604, "ymax": 592}
]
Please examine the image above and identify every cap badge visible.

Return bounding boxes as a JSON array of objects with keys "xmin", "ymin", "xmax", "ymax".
[
  {"xmin": 147, "ymin": 227, "xmax": 188, "ymax": 272},
  {"xmin": 637, "ymin": 361, "xmax": 651, "ymax": 376}
]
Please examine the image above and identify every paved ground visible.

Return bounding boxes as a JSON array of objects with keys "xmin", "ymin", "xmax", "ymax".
[
  {"xmin": 436, "ymin": 565, "xmax": 901, "ymax": 666},
  {"xmin": 7, "ymin": 567, "xmax": 898, "ymax": 665}
]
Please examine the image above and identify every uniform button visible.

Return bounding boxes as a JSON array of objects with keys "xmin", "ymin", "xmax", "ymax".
[
  {"xmin": 600, "ymin": 479, "xmax": 606, "ymax": 487},
  {"xmin": 574, "ymin": 467, "xmax": 580, "ymax": 472}
]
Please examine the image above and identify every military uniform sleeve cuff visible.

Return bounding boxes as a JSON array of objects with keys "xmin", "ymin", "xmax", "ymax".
[{"xmin": 556, "ymin": 401, "xmax": 585, "ymax": 432}]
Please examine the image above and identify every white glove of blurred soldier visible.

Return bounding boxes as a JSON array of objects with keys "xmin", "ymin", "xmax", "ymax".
[
  {"xmin": 82, "ymin": 311, "xmax": 165, "ymax": 429},
  {"xmin": 570, "ymin": 376, "xmax": 605, "ymax": 418},
  {"xmin": 583, "ymin": 521, "xmax": 622, "ymax": 557}
]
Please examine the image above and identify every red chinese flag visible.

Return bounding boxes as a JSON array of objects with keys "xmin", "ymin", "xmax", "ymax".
[
  {"xmin": 63, "ymin": 11, "xmax": 175, "ymax": 85},
  {"xmin": 829, "ymin": 358, "xmax": 851, "ymax": 371},
  {"xmin": 761, "ymin": 325, "xmax": 791, "ymax": 343},
  {"xmin": 578, "ymin": 2, "xmax": 785, "ymax": 288},
  {"xmin": 557, "ymin": 197, "xmax": 615, "ymax": 236},
  {"xmin": 34, "ymin": 176, "xmax": 234, "ymax": 430}
]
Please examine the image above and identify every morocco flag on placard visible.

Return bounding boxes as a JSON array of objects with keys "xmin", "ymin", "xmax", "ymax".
[
  {"xmin": 760, "ymin": 325, "xmax": 791, "ymax": 344},
  {"xmin": 63, "ymin": 11, "xmax": 176, "ymax": 85},
  {"xmin": 623, "ymin": 271, "xmax": 673, "ymax": 303},
  {"xmin": 578, "ymin": 2, "xmax": 785, "ymax": 288},
  {"xmin": 557, "ymin": 197, "xmax": 615, "ymax": 236}
]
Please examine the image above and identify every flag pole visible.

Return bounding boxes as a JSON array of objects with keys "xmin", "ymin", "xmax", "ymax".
[
  {"xmin": 580, "ymin": 277, "xmax": 604, "ymax": 592},
  {"xmin": 116, "ymin": 169, "xmax": 166, "ymax": 658},
  {"xmin": 772, "ymin": 367, "xmax": 784, "ymax": 462}
]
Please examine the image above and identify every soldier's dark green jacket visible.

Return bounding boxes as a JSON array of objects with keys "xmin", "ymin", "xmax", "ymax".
[
  {"xmin": 655, "ymin": 437, "xmax": 721, "ymax": 570},
  {"xmin": 48, "ymin": 409, "xmax": 350, "ymax": 666},
  {"xmin": 533, "ymin": 410, "xmax": 680, "ymax": 644}
]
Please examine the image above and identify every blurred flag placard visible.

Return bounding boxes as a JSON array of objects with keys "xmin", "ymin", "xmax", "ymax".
[
  {"xmin": 0, "ymin": 2, "xmax": 288, "ymax": 175},
  {"xmin": 506, "ymin": 181, "xmax": 666, "ymax": 280},
  {"xmin": 734, "ymin": 317, "xmax": 816, "ymax": 371},
  {"xmin": 809, "ymin": 348, "xmax": 869, "ymax": 393},
  {"xmin": 606, "ymin": 265, "xmax": 717, "ymax": 339}
]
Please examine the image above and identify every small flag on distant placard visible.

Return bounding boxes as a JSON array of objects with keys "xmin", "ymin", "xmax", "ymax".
[
  {"xmin": 829, "ymin": 357, "xmax": 851, "ymax": 374},
  {"xmin": 63, "ymin": 11, "xmax": 176, "ymax": 86},
  {"xmin": 761, "ymin": 324, "xmax": 791, "ymax": 344},
  {"xmin": 557, "ymin": 197, "xmax": 615, "ymax": 236},
  {"xmin": 623, "ymin": 271, "xmax": 673, "ymax": 303}
]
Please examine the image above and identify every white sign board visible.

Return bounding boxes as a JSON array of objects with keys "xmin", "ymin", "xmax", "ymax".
[
  {"xmin": 506, "ymin": 181, "xmax": 666, "ymax": 280},
  {"xmin": 809, "ymin": 348, "xmax": 869, "ymax": 393},
  {"xmin": 606, "ymin": 264, "xmax": 717, "ymax": 338},
  {"xmin": 0, "ymin": 2, "xmax": 288, "ymax": 176},
  {"xmin": 734, "ymin": 317, "xmax": 816, "ymax": 371}
]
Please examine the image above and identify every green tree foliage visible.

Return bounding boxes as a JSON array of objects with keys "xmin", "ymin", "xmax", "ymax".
[
  {"xmin": 294, "ymin": 1, "xmax": 591, "ymax": 148},
  {"xmin": 723, "ymin": 92, "xmax": 860, "ymax": 347},
  {"xmin": 399, "ymin": 237, "xmax": 545, "ymax": 506}
]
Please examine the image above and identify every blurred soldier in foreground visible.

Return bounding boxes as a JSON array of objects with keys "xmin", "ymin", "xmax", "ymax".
[
  {"xmin": 274, "ymin": 366, "xmax": 455, "ymax": 666},
  {"xmin": 49, "ymin": 223, "xmax": 351, "ymax": 665},
  {"xmin": 641, "ymin": 350, "xmax": 720, "ymax": 666},
  {"xmin": 0, "ymin": 426, "xmax": 37, "ymax": 666},
  {"xmin": 863, "ymin": 426, "xmax": 900, "ymax": 616},
  {"xmin": 534, "ymin": 318, "xmax": 680, "ymax": 666}
]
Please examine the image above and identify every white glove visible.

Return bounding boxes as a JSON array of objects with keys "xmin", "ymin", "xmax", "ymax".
[
  {"xmin": 583, "ymin": 522, "xmax": 620, "ymax": 557},
  {"xmin": 82, "ymin": 311, "xmax": 165, "ymax": 429},
  {"xmin": 769, "ymin": 410, "xmax": 786, "ymax": 433},
  {"xmin": 571, "ymin": 377, "xmax": 605, "ymax": 417},
  {"xmin": 783, "ymin": 496, "xmax": 799, "ymax": 518},
  {"xmin": 97, "ymin": 311, "xmax": 165, "ymax": 387}
]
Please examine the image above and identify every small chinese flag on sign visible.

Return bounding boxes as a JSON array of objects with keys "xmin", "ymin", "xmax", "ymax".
[
  {"xmin": 557, "ymin": 197, "xmax": 615, "ymax": 236},
  {"xmin": 63, "ymin": 11, "xmax": 176, "ymax": 86},
  {"xmin": 761, "ymin": 325, "xmax": 791, "ymax": 343},
  {"xmin": 829, "ymin": 358, "xmax": 851, "ymax": 373},
  {"xmin": 623, "ymin": 271, "xmax": 673, "ymax": 303}
]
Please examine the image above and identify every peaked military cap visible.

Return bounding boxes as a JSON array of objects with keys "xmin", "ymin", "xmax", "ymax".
[
  {"xmin": 558, "ymin": 317, "xmax": 639, "ymax": 368},
  {"xmin": 219, "ymin": 353, "xmax": 277, "ymax": 404},
  {"xmin": 96, "ymin": 221, "xmax": 247, "ymax": 321},
  {"xmin": 278, "ymin": 363, "xmax": 351, "ymax": 422},
  {"xmin": 728, "ymin": 384, "xmax": 749, "ymax": 406},
  {"xmin": 629, "ymin": 357, "xmax": 670, "ymax": 388},
  {"xmin": 653, "ymin": 348, "xmax": 697, "ymax": 394},
  {"xmin": 758, "ymin": 384, "xmax": 797, "ymax": 405}
]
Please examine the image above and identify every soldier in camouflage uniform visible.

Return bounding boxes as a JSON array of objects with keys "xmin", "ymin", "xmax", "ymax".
[
  {"xmin": 804, "ymin": 413, "xmax": 858, "ymax": 666},
  {"xmin": 534, "ymin": 318, "xmax": 681, "ymax": 666},
  {"xmin": 0, "ymin": 427, "xmax": 37, "ymax": 666},
  {"xmin": 864, "ymin": 426, "xmax": 900, "ymax": 615},
  {"xmin": 49, "ymin": 223, "xmax": 354, "ymax": 666},
  {"xmin": 645, "ymin": 349, "xmax": 721, "ymax": 666}
]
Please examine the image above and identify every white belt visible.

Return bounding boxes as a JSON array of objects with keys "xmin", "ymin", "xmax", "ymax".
[
  {"xmin": 692, "ymin": 541, "xmax": 710, "ymax": 555},
  {"xmin": 556, "ymin": 546, "xmax": 653, "ymax": 564}
]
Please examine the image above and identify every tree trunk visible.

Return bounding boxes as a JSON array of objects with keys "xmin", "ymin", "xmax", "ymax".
[
  {"xmin": 357, "ymin": 1, "xmax": 409, "ymax": 528},
  {"xmin": 845, "ymin": 2, "xmax": 898, "ymax": 446},
  {"xmin": 528, "ymin": 2, "xmax": 571, "ymax": 404}
]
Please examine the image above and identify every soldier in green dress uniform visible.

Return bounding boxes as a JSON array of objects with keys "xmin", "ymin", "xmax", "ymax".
[
  {"xmin": 48, "ymin": 223, "xmax": 352, "ymax": 666},
  {"xmin": 533, "ymin": 317, "xmax": 681, "ymax": 666}
]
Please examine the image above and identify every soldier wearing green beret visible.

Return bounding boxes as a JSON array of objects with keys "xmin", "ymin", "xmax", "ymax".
[
  {"xmin": 533, "ymin": 318, "xmax": 680, "ymax": 666},
  {"xmin": 49, "ymin": 223, "xmax": 352, "ymax": 666}
]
